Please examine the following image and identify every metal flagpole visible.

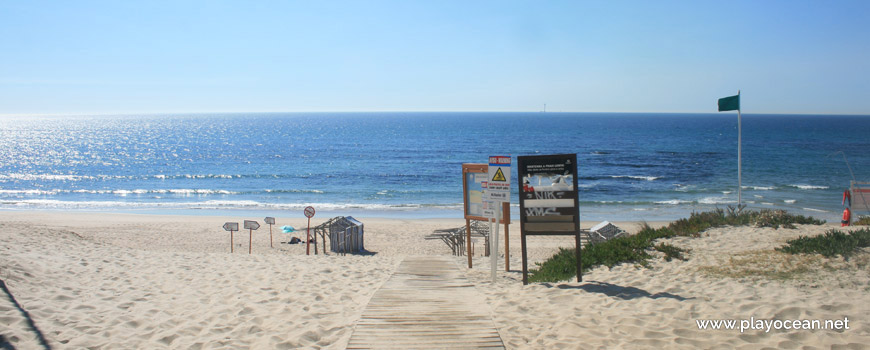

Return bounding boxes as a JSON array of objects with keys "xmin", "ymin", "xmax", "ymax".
[{"xmin": 737, "ymin": 90, "xmax": 742, "ymax": 206}]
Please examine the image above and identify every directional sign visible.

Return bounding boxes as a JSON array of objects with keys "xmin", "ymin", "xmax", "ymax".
[
  {"xmin": 223, "ymin": 222, "xmax": 239, "ymax": 231},
  {"xmin": 244, "ymin": 220, "xmax": 260, "ymax": 230},
  {"xmin": 304, "ymin": 206, "xmax": 316, "ymax": 218},
  {"xmin": 264, "ymin": 217, "xmax": 275, "ymax": 225},
  {"xmin": 487, "ymin": 156, "xmax": 511, "ymax": 202}
]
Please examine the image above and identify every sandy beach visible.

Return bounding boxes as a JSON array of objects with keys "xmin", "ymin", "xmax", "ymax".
[{"xmin": 1, "ymin": 211, "xmax": 868, "ymax": 349}]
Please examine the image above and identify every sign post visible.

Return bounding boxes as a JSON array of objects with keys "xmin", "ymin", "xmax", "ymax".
[
  {"xmin": 223, "ymin": 222, "xmax": 239, "ymax": 253},
  {"xmin": 487, "ymin": 156, "xmax": 511, "ymax": 282},
  {"xmin": 304, "ymin": 206, "xmax": 316, "ymax": 255},
  {"xmin": 462, "ymin": 163, "xmax": 511, "ymax": 268},
  {"xmin": 517, "ymin": 154, "xmax": 581, "ymax": 285},
  {"xmin": 244, "ymin": 220, "xmax": 260, "ymax": 254},
  {"xmin": 264, "ymin": 217, "xmax": 276, "ymax": 248}
]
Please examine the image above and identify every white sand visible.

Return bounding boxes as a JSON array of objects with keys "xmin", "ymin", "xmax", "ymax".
[{"xmin": 1, "ymin": 211, "xmax": 868, "ymax": 349}]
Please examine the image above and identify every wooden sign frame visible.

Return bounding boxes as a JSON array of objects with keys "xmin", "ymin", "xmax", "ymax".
[
  {"xmin": 462, "ymin": 163, "xmax": 511, "ymax": 269},
  {"xmin": 517, "ymin": 154, "xmax": 581, "ymax": 285}
]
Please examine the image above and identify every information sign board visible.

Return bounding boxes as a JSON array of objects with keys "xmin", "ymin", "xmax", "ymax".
[{"xmin": 517, "ymin": 153, "xmax": 581, "ymax": 285}]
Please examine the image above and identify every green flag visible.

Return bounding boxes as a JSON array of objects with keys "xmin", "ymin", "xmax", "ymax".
[{"xmin": 718, "ymin": 93, "xmax": 740, "ymax": 112}]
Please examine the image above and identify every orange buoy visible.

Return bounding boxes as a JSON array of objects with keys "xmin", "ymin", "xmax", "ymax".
[{"xmin": 842, "ymin": 207, "xmax": 852, "ymax": 227}]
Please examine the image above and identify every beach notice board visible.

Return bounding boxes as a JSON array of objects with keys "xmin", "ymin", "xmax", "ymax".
[
  {"xmin": 517, "ymin": 153, "xmax": 581, "ymax": 284},
  {"xmin": 462, "ymin": 162, "xmax": 511, "ymax": 269},
  {"xmin": 463, "ymin": 163, "xmax": 508, "ymax": 223}
]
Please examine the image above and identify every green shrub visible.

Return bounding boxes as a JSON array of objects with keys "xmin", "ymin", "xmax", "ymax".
[
  {"xmin": 854, "ymin": 216, "xmax": 870, "ymax": 226},
  {"xmin": 528, "ymin": 208, "xmax": 824, "ymax": 283},
  {"xmin": 654, "ymin": 243, "xmax": 690, "ymax": 262},
  {"xmin": 776, "ymin": 228, "xmax": 870, "ymax": 259}
]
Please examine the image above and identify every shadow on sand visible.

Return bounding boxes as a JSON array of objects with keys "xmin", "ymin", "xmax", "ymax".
[
  {"xmin": 543, "ymin": 281, "xmax": 693, "ymax": 301},
  {"xmin": 0, "ymin": 279, "xmax": 50, "ymax": 350}
]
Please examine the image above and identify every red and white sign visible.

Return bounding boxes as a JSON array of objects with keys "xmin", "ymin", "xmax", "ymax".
[
  {"xmin": 487, "ymin": 156, "xmax": 511, "ymax": 202},
  {"xmin": 304, "ymin": 206, "xmax": 316, "ymax": 218}
]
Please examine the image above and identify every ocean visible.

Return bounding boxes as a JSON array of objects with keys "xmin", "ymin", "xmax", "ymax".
[{"xmin": 1, "ymin": 112, "xmax": 868, "ymax": 222}]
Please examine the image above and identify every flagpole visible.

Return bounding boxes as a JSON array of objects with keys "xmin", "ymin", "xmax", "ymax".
[{"xmin": 737, "ymin": 90, "xmax": 742, "ymax": 207}]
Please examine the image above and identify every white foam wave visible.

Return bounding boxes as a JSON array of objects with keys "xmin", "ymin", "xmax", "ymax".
[
  {"xmin": 0, "ymin": 199, "xmax": 463, "ymax": 211},
  {"xmin": 0, "ymin": 173, "xmax": 94, "ymax": 181},
  {"xmin": 742, "ymin": 186, "xmax": 775, "ymax": 191},
  {"xmin": 0, "ymin": 189, "xmax": 59, "ymax": 195},
  {"xmin": 611, "ymin": 175, "xmax": 660, "ymax": 181},
  {"xmin": 784, "ymin": 199, "xmax": 797, "ymax": 204},
  {"xmin": 655, "ymin": 199, "xmax": 691, "ymax": 205},
  {"xmin": 698, "ymin": 197, "xmax": 735, "ymax": 205},
  {"xmin": 789, "ymin": 184, "xmax": 829, "ymax": 190}
]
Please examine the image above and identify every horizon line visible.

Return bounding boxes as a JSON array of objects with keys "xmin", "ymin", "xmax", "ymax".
[{"xmin": 2, "ymin": 110, "xmax": 870, "ymax": 117}]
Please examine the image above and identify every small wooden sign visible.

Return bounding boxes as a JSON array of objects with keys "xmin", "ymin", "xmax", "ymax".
[
  {"xmin": 223, "ymin": 222, "xmax": 239, "ymax": 231},
  {"xmin": 244, "ymin": 220, "xmax": 260, "ymax": 230},
  {"xmin": 264, "ymin": 217, "xmax": 275, "ymax": 225}
]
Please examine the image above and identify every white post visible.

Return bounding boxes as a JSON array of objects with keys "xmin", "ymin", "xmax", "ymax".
[
  {"xmin": 491, "ymin": 203, "xmax": 500, "ymax": 282},
  {"xmin": 737, "ymin": 92, "xmax": 742, "ymax": 207}
]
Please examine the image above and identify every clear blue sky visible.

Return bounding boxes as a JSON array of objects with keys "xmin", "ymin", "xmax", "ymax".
[{"xmin": 1, "ymin": 1, "xmax": 868, "ymax": 115}]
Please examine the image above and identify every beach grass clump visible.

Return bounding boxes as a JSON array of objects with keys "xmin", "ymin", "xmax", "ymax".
[
  {"xmin": 698, "ymin": 250, "xmax": 820, "ymax": 281},
  {"xmin": 753, "ymin": 209, "xmax": 824, "ymax": 229},
  {"xmin": 654, "ymin": 243, "xmax": 689, "ymax": 262},
  {"xmin": 853, "ymin": 216, "xmax": 870, "ymax": 226},
  {"xmin": 776, "ymin": 228, "xmax": 870, "ymax": 259},
  {"xmin": 529, "ymin": 208, "xmax": 824, "ymax": 283}
]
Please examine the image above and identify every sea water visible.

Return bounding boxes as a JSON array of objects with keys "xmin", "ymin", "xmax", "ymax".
[{"xmin": 1, "ymin": 112, "xmax": 868, "ymax": 222}]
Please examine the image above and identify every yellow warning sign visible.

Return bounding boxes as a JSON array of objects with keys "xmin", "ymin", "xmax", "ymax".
[{"xmin": 491, "ymin": 167, "xmax": 507, "ymax": 182}]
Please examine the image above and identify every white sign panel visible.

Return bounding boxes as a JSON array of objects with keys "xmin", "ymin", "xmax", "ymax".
[
  {"xmin": 482, "ymin": 200, "xmax": 495, "ymax": 219},
  {"xmin": 487, "ymin": 156, "xmax": 511, "ymax": 202}
]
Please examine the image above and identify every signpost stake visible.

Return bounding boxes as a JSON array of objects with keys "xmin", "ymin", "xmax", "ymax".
[
  {"xmin": 306, "ymin": 217, "xmax": 311, "ymax": 255},
  {"xmin": 223, "ymin": 222, "xmax": 239, "ymax": 253},
  {"xmin": 304, "ymin": 206, "xmax": 316, "ymax": 256},
  {"xmin": 491, "ymin": 203, "xmax": 500, "ymax": 282},
  {"xmin": 466, "ymin": 219, "xmax": 472, "ymax": 267},
  {"xmin": 487, "ymin": 155, "xmax": 511, "ymax": 283},
  {"xmin": 243, "ymin": 220, "xmax": 260, "ymax": 255},
  {"xmin": 503, "ymin": 201, "xmax": 510, "ymax": 272},
  {"xmin": 265, "ymin": 217, "xmax": 276, "ymax": 248}
]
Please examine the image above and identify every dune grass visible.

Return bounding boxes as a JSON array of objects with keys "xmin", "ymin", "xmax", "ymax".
[
  {"xmin": 853, "ymin": 216, "xmax": 870, "ymax": 226},
  {"xmin": 528, "ymin": 208, "xmax": 824, "ymax": 283},
  {"xmin": 776, "ymin": 228, "xmax": 870, "ymax": 259}
]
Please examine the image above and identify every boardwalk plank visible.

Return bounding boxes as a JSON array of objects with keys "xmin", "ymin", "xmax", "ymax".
[{"xmin": 347, "ymin": 256, "xmax": 505, "ymax": 349}]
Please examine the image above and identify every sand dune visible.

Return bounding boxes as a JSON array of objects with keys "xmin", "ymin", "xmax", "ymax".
[{"xmin": 1, "ymin": 211, "xmax": 868, "ymax": 349}]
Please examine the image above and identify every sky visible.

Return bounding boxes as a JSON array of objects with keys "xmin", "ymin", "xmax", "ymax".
[{"xmin": 1, "ymin": 1, "xmax": 868, "ymax": 115}]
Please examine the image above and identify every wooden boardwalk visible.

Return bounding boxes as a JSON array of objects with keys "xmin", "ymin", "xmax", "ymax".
[{"xmin": 347, "ymin": 256, "xmax": 505, "ymax": 349}]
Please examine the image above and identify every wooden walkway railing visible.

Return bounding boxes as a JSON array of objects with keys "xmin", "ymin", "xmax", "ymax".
[{"xmin": 347, "ymin": 256, "xmax": 505, "ymax": 349}]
